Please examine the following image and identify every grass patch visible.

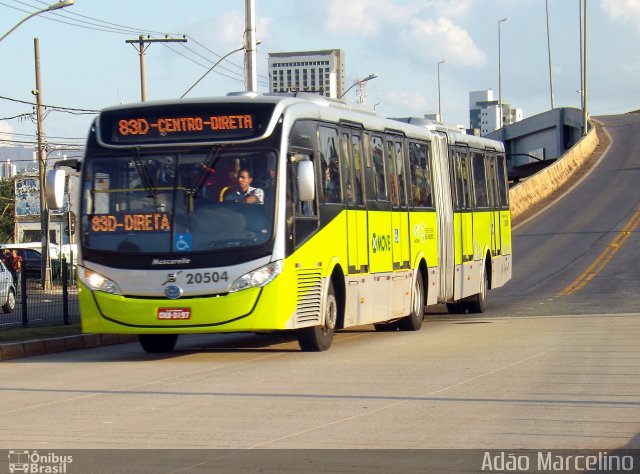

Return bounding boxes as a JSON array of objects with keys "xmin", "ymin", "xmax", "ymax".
[{"xmin": 0, "ymin": 323, "xmax": 82, "ymax": 343}]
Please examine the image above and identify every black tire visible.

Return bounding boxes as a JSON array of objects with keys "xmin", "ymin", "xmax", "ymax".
[
  {"xmin": 297, "ymin": 282, "xmax": 337, "ymax": 352},
  {"xmin": 2, "ymin": 288, "xmax": 15, "ymax": 313},
  {"xmin": 139, "ymin": 334, "xmax": 179, "ymax": 353},
  {"xmin": 397, "ymin": 272, "xmax": 425, "ymax": 331},
  {"xmin": 446, "ymin": 302, "xmax": 466, "ymax": 314},
  {"xmin": 465, "ymin": 264, "xmax": 488, "ymax": 313}
]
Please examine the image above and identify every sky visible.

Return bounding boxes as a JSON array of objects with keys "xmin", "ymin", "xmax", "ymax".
[{"xmin": 1, "ymin": 0, "xmax": 639, "ymax": 158}]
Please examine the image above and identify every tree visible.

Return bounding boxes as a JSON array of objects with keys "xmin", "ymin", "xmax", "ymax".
[{"xmin": 0, "ymin": 178, "xmax": 15, "ymax": 243}]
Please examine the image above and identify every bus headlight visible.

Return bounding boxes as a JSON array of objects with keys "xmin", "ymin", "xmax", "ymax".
[
  {"xmin": 229, "ymin": 261, "xmax": 282, "ymax": 293},
  {"xmin": 78, "ymin": 266, "xmax": 122, "ymax": 295}
]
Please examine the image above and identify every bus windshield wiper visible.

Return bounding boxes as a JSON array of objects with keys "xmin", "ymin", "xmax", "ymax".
[
  {"xmin": 189, "ymin": 144, "xmax": 226, "ymax": 197},
  {"xmin": 132, "ymin": 147, "xmax": 158, "ymax": 198}
]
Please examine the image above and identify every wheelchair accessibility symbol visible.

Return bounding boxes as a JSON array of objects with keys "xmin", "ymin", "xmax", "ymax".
[{"xmin": 174, "ymin": 234, "xmax": 192, "ymax": 252}]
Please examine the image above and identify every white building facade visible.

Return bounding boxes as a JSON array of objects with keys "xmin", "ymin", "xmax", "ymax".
[
  {"xmin": 268, "ymin": 49, "xmax": 345, "ymax": 98},
  {"xmin": 0, "ymin": 160, "xmax": 17, "ymax": 180},
  {"xmin": 469, "ymin": 89, "xmax": 523, "ymax": 136}
]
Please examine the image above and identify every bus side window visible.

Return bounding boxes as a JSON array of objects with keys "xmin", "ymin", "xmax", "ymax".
[
  {"xmin": 386, "ymin": 140, "xmax": 398, "ymax": 206},
  {"xmin": 318, "ymin": 126, "xmax": 342, "ymax": 203},
  {"xmin": 371, "ymin": 135, "xmax": 386, "ymax": 200},
  {"xmin": 486, "ymin": 154, "xmax": 498, "ymax": 209},
  {"xmin": 471, "ymin": 151, "xmax": 489, "ymax": 208},
  {"xmin": 454, "ymin": 148, "xmax": 471, "ymax": 211},
  {"xmin": 394, "ymin": 141, "xmax": 406, "ymax": 207},
  {"xmin": 496, "ymin": 154, "xmax": 509, "ymax": 208},
  {"xmin": 351, "ymin": 134, "xmax": 365, "ymax": 205},
  {"xmin": 409, "ymin": 141, "xmax": 432, "ymax": 208},
  {"xmin": 340, "ymin": 132, "xmax": 354, "ymax": 204}
]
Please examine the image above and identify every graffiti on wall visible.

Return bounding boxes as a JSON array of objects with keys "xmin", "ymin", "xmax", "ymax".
[{"xmin": 14, "ymin": 177, "xmax": 68, "ymax": 217}]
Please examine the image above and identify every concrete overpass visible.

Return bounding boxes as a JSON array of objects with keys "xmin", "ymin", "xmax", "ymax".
[{"xmin": 486, "ymin": 107, "xmax": 600, "ymax": 222}]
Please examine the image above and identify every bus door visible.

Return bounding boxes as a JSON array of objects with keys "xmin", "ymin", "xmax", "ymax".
[
  {"xmin": 364, "ymin": 133, "xmax": 393, "ymax": 320},
  {"xmin": 495, "ymin": 153, "xmax": 511, "ymax": 255},
  {"xmin": 470, "ymin": 151, "xmax": 492, "ymax": 267},
  {"xmin": 386, "ymin": 137, "xmax": 410, "ymax": 272},
  {"xmin": 486, "ymin": 152, "xmax": 501, "ymax": 258},
  {"xmin": 340, "ymin": 128, "xmax": 368, "ymax": 274},
  {"xmin": 454, "ymin": 148, "xmax": 474, "ymax": 267}
]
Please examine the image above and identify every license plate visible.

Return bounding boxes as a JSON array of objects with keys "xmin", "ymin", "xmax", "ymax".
[{"xmin": 157, "ymin": 308, "xmax": 191, "ymax": 320}]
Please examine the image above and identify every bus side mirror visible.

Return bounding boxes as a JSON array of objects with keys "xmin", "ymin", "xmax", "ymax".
[
  {"xmin": 46, "ymin": 169, "xmax": 66, "ymax": 209},
  {"xmin": 296, "ymin": 160, "xmax": 315, "ymax": 202}
]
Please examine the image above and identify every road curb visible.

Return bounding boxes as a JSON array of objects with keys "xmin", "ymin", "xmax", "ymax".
[{"xmin": 0, "ymin": 334, "xmax": 138, "ymax": 361}]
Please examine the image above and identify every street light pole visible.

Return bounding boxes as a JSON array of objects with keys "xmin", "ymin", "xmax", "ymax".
[
  {"xmin": 498, "ymin": 17, "xmax": 509, "ymax": 129},
  {"xmin": 0, "ymin": 0, "xmax": 74, "ymax": 42},
  {"xmin": 244, "ymin": 0, "xmax": 258, "ymax": 92},
  {"xmin": 581, "ymin": 0, "xmax": 588, "ymax": 136},
  {"xmin": 340, "ymin": 73, "xmax": 378, "ymax": 100},
  {"xmin": 546, "ymin": 0, "xmax": 555, "ymax": 110},
  {"xmin": 437, "ymin": 59, "xmax": 446, "ymax": 121}
]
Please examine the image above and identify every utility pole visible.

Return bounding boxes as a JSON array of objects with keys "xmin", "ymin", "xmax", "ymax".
[
  {"xmin": 34, "ymin": 37, "xmax": 51, "ymax": 290},
  {"xmin": 244, "ymin": 0, "xmax": 258, "ymax": 92},
  {"xmin": 126, "ymin": 35, "xmax": 187, "ymax": 101}
]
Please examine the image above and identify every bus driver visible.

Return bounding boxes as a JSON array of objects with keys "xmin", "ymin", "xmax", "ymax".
[{"xmin": 223, "ymin": 169, "xmax": 264, "ymax": 204}]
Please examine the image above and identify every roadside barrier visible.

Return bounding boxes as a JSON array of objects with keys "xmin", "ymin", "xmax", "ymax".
[{"xmin": 0, "ymin": 258, "xmax": 79, "ymax": 330}]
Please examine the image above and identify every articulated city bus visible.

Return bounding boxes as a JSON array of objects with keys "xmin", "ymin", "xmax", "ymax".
[{"xmin": 47, "ymin": 92, "xmax": 511, "ymax": 352}]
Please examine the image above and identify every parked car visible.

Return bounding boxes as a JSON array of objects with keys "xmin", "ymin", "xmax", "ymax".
[
  {"xmin": 0, "ymin": 260, "xmax": 16, "ymax": 313},
  {"xmin": 0, "ymin": 245, "xmax": 65, "ymax": 280}
]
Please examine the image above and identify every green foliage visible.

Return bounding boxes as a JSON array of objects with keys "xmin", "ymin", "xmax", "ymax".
[{"xmin": 0, "ymin": 178, "xmax": 15, "ymax": 243}]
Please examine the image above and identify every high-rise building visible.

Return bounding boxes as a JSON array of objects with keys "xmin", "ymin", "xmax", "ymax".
[
  {"xmin": 268, "ymin": 49, "xmax": 345, "ymax": 98},
  {"xmin": 469, "ymin": 89, "xmax": 523, "ymax": 136},
  {"xmin": 469, "ymin": 90, "xmax": 494, "ymax": 131},
  {"xmin": 0, "ymin": 160, "xmax": 17, "ymax": 180}
]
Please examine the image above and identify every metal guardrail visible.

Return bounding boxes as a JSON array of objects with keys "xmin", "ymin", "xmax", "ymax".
[{"xmin": 0, "ymin": 259, "xmax": 79, "ymax": 330}]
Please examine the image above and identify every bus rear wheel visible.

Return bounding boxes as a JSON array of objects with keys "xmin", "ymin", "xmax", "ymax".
[
  {"xmin": 139, "ymin": 334, "xmax": 179, "ymax": 353},
  {"xmin": 397, "ymin": 272, "xmax": 425, "ymax": 331},
  {"xmin": 297, "ymin": 282, "xmax": 337, "ymax": 352},
  {"xmin": 465, "ymin": 264, "xmax": 488, "ymax": 313}
]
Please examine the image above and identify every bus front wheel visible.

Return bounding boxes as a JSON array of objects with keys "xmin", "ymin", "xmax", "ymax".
[
  {"xmin": 139, "ymin": 334, "xmax": 179, "ymax": 353},
  {"xmin": 297, "ymin": 282, "xmax": 337, "ymax": 352}
]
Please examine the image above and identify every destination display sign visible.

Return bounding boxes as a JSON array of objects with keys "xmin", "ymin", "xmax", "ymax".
[
  {"xmin": 90, "ymin": 213, "xmax": 171, "ymax": 233},
  {"xmin": 97, "ymin": 102, "xmax": 276, "ymax": 146}
]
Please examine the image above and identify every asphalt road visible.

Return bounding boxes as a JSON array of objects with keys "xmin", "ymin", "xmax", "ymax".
[{"xmin": 0, "ymin": 115, "xmax": 639, "ymax": 471}]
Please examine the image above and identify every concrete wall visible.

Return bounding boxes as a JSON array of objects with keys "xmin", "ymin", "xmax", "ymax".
[
  {"xmin": 487, "ymin": 107, "xmax": 584, "ymax": 167},
  {"xmin": 508, "ymin": 122, "xmax": 599, "ymax": 221}
]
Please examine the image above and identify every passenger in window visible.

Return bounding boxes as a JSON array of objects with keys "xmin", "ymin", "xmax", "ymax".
[
  {"xmin": 198, "ymin": 161, "xmax": 237, "ymax": 201},
  {"xmin": 412, "ymin": 182, "xmax": 423, "ymax": 206},
  {"xmin": 323, "ymin": 164, "xmax": 341, "ymax": 203},
  {"xmin": 223, "ymin": 169, "xmax": 264, "ymax": 204},
  {"xmin": 262, "ymin": 160, "xmax": 276, "ymax": 196}
]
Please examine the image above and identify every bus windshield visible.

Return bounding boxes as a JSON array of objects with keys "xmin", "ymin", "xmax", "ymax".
[{"xmin": 81, "ymin": 147, "xmax": 277, "ymax": 254}]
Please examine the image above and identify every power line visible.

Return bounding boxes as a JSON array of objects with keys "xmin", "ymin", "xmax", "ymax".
[
  {"xmin": 1, "ymin": 130, "xmax": 85, "ymax": 141},
  {"xmin": 3, "ymin": 0, "xmax": 271, "ymax": 85},
  {"xmin": 0, "ymin": 95, "xmax": 99, "ymax": 113},
  {"xmin": 0, "ymin": 113, "xmax": 32, "ymax": 121}
]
